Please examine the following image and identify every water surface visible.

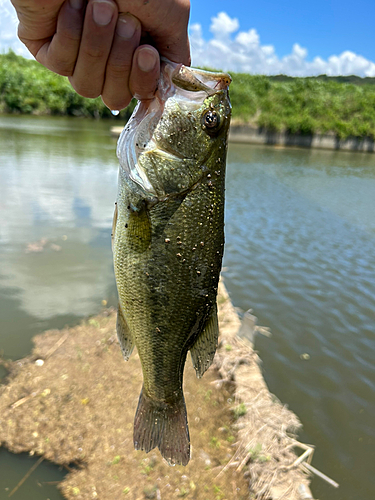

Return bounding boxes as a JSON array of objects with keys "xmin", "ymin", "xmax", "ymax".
[{"xmin": 0, "ymin": 116, "xmax": 374, "ymax": 500}]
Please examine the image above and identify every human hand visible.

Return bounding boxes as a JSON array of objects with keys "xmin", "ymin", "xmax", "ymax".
[{"xmin": 11, "ymin": 0, "xmax": 190, "ymax": 110}]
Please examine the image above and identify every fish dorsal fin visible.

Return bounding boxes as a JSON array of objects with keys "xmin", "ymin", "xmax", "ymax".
[
  {"xmin": 116, "ymin": 304, "xmax": 134, "ymax": 361},
  {"xmin": 190, "ymin": 303, "xmax": 219, "ymax": 378}
]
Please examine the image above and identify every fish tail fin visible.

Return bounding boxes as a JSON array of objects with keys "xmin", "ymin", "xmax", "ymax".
[{"xmin": 133, "ymin": 388, "xmax": 190, "ymax": 466}]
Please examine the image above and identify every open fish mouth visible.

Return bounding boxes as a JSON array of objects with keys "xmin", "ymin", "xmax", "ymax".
[{"xmin": 117, "ymin": 61, "xmax": 231, "ymax": 197}]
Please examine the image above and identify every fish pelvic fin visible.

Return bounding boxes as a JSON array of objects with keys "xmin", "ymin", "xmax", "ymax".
[
  {"xmin": 134, "ymin": 388, "xmax": 190, "ymax": 466},
  {"xmin": 116, "ymin": 303, "xmax": 134, "ymax": 361},
  {"xmin": 190, "ymin": 303, "xmax": 219, "ymax": 378}
]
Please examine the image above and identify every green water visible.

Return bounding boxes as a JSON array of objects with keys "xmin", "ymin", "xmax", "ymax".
[{"xmin": 0, "ymin": 115, "xmax": 374, "ymax": 500}]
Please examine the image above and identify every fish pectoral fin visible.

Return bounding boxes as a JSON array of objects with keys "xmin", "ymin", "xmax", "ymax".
[
  {"xmin": 116, "ymin": 303, "xmax": 134, "ymax": 361},
  {"xmin": 190, "ymin": 303, "xmax": 219, "ymax": 378},
  {"xmin": 111, "ymin": 202, "xmax": 118, "ymax": 252},
  {"xmin": 128, "ymin": 203, "xmax": 152, "ymax": 254}
]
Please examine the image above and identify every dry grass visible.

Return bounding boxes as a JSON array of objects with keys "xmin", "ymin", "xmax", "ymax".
[{"xmin": 0, "ymin": 283, "xmax": 313, "ymax": 500}]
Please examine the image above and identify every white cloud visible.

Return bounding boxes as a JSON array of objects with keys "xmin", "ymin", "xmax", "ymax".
[
  {"xmin": 191, "ymin": 11, "xmax": 375, "ymax": 77},
  {"xmin": 1, "ymin": 2, "xmax": 375, "ymax": 77},
  {"xmin": 210, "ymin": 11, "xmax": 239, "ymax": 38},
  {"xmin": 0, "ymin": 0, "xmax": 32, "ymax": 58}
]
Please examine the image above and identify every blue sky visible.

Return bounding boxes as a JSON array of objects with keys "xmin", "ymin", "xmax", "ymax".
[
  {"xmin": 1, "ymin": 0, "xmax": 375, "ymax": 76},
  {"xmin": 190, "ymin": 0, "xmax": 375, "ymax": 62}
]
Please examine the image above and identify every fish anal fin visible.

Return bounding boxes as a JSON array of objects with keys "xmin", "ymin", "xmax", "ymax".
[
  {"xmin": 134, "ymin": 388, "xmax": 190, "ymax": 466},
  {"xmin": 190, "ymin": 303, "xmax": 219, "ymax": 378},
  {"xmin": 117, "ymin": 303, "xmax": 134, "ymax": 361}
]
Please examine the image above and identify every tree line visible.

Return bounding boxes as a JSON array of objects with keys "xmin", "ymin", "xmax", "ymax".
[{"xmin": 2, "ymin": 51, "xmax": 375, "ymax": 139}]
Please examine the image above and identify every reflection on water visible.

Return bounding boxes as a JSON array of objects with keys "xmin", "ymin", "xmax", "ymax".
[
  {"xmin": 0, "ymin": 116, "xmax": 374, "ymax": 500},
  {"xmin": 0, "ymin": 116, "xmax": 119, "ymax": 359},
  {"xmin": 0, "ymin": 449, "xmax": 67, "ymax": 500}
]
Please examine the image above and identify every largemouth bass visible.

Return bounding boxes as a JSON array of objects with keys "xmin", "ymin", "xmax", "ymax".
[{"xmin": 112, "ymin": 61, "xmax": 231, "ymax": 466}]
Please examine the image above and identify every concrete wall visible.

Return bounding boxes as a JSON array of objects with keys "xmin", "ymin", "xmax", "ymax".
[{"xmin": 229, "ymin": 124, "xmax": 375, "ymax": 152}]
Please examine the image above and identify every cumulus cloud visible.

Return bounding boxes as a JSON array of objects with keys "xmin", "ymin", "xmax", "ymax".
[
  {"xmin": 191, "ymin": 11, "xmax": 375, "ymax": 77},
  {"xmin": 1, "ymin": 1, "xmax": 375, "ymax": 77},
  {"xmin": 210, "ymin": 11, "xmax": 239, "ymax": 38},
  {"xmin": 0, "ymin": 0, "xmax": 31, "ymax": 58}
]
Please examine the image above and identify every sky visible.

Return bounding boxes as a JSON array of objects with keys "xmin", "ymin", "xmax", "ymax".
[{"xmin": 1, "ymin": 0, "xmax": 375, "ymax": 76}]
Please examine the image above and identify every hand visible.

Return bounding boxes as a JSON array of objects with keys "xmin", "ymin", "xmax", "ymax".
[{"xmin": 11, "ymin": 0, "xmax": 190, "ymax": 110}]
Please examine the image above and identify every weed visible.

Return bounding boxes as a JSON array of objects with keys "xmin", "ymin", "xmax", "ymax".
[{"xmin": 233, "ymin": 402, "xmax": 247, "ymax": 419}]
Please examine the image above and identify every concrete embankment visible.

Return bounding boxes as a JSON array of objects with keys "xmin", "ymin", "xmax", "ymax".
[
  {"xmin": 111, "ymin": 124, "xmax": 375, "ymax": 152},
  {"xmin": 229, "ymin": 124, "xmax": 375, "ymax": 152},
  {"xmin": 0, "ymin": 283, "xmax": 315, "ymax": 500}
]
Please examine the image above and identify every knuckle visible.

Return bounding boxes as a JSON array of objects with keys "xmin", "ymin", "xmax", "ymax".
[
  {"xmin": 106, "ymin": 60, "xmax": 132, "ymax": 79},
  {"xmin": 84, "ymin": 44, "xmax": 108, "ymax": 60}
]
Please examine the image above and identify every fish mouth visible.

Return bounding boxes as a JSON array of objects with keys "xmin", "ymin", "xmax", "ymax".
[
  {"xmin": 117, "ymin": 61, "xmax": 231, "ymax": 197},
  {"xmin": 168, "ymin": 62, "xmax": 232, "ymax": 94}
]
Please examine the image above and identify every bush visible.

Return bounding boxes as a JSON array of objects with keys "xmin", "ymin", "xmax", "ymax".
[{"xmin": 0, "ymin": 50, "xmax": 135, "ymax": 119}]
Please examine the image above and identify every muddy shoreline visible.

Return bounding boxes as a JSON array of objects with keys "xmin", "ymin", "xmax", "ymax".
[{"xmin": 0, "ymin": 283, "xmax": 314, "ymax": 500}]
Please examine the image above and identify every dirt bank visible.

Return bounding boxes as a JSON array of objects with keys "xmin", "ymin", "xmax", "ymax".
[{"xmin": 0, "ymin": 283, "xmax": 314, "ymax": 500}]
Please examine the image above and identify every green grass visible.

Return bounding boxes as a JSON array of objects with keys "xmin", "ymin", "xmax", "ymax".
[
  {"xmin": 0, "ymin": 50, "xmax": 134, "ymax": 119},
  {"xmin": 2, "ymin": 50, "xmax": 375, "ymax": 138},
  {"xmin": 231, "ymin": 72, "xmax": 375, "ymax": 139}
]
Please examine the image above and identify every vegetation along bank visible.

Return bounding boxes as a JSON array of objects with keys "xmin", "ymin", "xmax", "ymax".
[{"xmin": 2, "ymin": 51, "xmax": 375, "ymax": 144}]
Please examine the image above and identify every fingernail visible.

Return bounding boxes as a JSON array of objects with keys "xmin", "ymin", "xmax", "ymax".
[
  {"xmin": 70, "ymin": 0, "xmax": 83, "ymax": 9},
  {"xmin": 93, "ymin": 0, "xmax": 115, "ymax": 26},
  {"xmin": 116, "ymin": 14, "xmax": 137, "ymax": 39},
  {"xmin": 137, "ymin": 47, "xmax": 158, "ymax": 72}
]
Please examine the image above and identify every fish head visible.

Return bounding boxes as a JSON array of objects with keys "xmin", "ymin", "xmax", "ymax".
[{"xmin": 117, "ymin": 62, "xmax": 232, "ymax": 199}]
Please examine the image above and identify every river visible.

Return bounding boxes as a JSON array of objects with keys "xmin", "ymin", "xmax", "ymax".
[{"xmin": 0, "ymin": 115, "xmax": 374, "ymax": 500}]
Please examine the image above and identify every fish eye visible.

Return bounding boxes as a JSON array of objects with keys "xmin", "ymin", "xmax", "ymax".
[{"xmin": 202, "ymin": 109, "xmax": 220, "ymax": 131}]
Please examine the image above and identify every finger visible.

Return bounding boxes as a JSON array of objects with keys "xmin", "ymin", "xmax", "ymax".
[
  {"xmin": 129, "ymin": 45, "xmax": 160, "ymax": 102},
  {"xmin": 151, "ymin": 0, "xmax": 191, "ymax": 66},
  {"xmin": 35, "ymin": 0, "xmax": 86, "ymax": 76},
  {"xmin": 101, "ymin": 13, "xmax": 141, "ymax": 111},
  {"xmin": 115, "ymin": 0, "xmax": 191, "ymax": 66},
  {"xmin": 16, "ymin": 2, "xmax": 64, "ymax": 57},
  {"xmin": 69, "ymin": 0, "xmax": 117, "ymax": 98}
]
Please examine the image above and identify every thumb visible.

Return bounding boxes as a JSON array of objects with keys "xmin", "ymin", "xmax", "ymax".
[{"xmin": 151, "ymin": 22, "xmax": 191, "ymax": 67}]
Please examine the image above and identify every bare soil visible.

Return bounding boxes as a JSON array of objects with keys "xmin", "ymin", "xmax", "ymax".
[{"xmin": 0, "ymin": 283, "xmax": 313, "ymax": 500}]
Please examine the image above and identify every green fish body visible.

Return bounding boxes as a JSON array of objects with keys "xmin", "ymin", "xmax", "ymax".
[{"xmin": 113, "ymin": 62, "xmax": 231, "ymax": 465}]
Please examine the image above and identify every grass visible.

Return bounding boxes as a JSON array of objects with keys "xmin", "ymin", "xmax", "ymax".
[
  {"xmin": 233, "ymin": 402, "xmax": 247, "ymax": 419},
  {"xmin": 2, "ymin": 50, "xmax": 375, "ymax": 138},
  {"xmin": 231, "ymin": 72, "xmax": 375, "ymax": 138}
]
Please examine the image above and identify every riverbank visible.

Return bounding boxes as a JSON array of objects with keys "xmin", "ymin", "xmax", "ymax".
[
  {"xmin": 229, "ymin": 124, "xmax": 375, "ymax": 152},
  {"xmin": 3, "ymin": 51, "xmax": 375, "ymax": 140},
  {"xmin": 110, "ymin": 123, "xmax": 375, "ymax": 152},
  {"xmin": 0, "ymin": 282, "xmax": 315, "ymax": 500}
]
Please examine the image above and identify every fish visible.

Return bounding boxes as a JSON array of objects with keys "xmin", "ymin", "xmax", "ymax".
[{"xmin": 112, "ymin": 60, "xmax": 232, "ymax": 466}]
